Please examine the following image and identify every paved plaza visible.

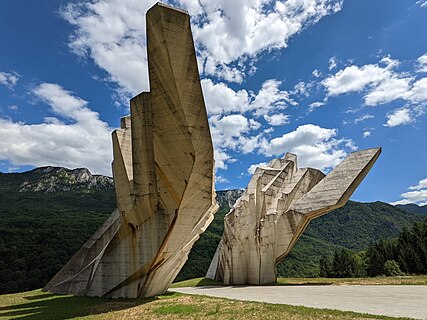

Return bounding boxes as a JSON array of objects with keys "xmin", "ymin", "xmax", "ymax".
[{"xmin": 170, "ymin": 285, "xmax": 427, "ymax": 319}]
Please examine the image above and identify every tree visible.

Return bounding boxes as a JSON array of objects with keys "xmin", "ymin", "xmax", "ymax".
[
  {"xmin": 319, "ymin": 255, "xmax": 333, "ymax": 277},
  {"xmin": 384, "ymin": 260, "xmax": 403, "ymax": 276}
]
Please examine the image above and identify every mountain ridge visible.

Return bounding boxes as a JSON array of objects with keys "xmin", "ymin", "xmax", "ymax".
[
  {"xmin": 0, "ymin": 166, "xmax": 425, "ymax": 292},
  {"xmin": 396, "ymin": 203, "xmax": 427, "ymax": 215}
]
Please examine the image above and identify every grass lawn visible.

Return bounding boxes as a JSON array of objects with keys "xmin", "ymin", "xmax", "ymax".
[
  {"xmin": 171, "ymin": 275, "xmax": 427, "ymax": 288},
  {"xmin": 0, "ymin": 288, "xmax": 413, "ymax": 320}
]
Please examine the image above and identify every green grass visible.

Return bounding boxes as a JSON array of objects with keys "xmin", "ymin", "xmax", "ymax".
[
  {"xmin": 171, "ymin": 277, "xmax": 223, "ymax": 288},
  {"xmin": 0, "ymin": 288, "xmax": 413, "ymax": 320}
]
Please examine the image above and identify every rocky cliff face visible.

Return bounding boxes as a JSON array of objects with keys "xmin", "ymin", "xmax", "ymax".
[
  {"xmin": 216, "ymin": 189, "xmax": 244, "ymax": 209},
  {"xmin": 5, "ymin": 166, "xmax": 243, "ymax": 202},
  {"xmin": 17, "ymin": 166, "xmax": 114, "ymax": 193}
]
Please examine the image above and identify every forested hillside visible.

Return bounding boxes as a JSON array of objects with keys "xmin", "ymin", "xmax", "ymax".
[
  {"xmin": 396, "ymin": 203, "xmax": 427, "ymax": 215},
  {"xmin": 0, "ymin": 167, "xmax": 425, "ymax": 293}
]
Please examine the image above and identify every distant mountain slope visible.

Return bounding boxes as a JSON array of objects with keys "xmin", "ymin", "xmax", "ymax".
[
  {"xmin": 0, "ymin": 167, "xmax": 425, "ymax": 293},
  {"xmin": 305, "ymin": 201, "xmax": 425, "ymax": 250},
  {"xmin": 0, "ymin": 166, "xmax": 113, "ymax": 193},
  {"xmin": 396, "ymin": 203, "xmax": 427, "ymax": 215}
]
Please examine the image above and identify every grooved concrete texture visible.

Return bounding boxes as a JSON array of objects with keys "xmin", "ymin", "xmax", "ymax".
[
  {"xmin": 43, "ymin": 3, "xmax": 218, "ymax": 298},
  {"xmin": 207, "ymin": 148, "xmax": 381, "ymax": 285},
  {"xmin": 171, "ymin": 285, "xmax": 427, "ymax": 319}
]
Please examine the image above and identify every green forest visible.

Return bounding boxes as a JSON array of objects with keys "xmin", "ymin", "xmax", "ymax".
[
  {"xmin": 319, "ymin": 219, "xmax": 427, "ymax": 278},
  {"xmin": 0, "ymin": 168, "xmax": 426, "ymax": 294}
]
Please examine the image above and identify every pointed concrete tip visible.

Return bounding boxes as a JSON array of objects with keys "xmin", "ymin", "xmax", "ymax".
[
  {"xmin": 351, "ymin": 147, "xmax": 382, "ymax": 156},
  {"xmin": 148, "ymin": 2, "xmax": 189, "ymax": 15}
]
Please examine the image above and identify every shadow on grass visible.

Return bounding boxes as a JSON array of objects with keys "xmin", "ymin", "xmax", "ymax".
[
  {"xmin": 194, "ymin": 278, "xmax": 223, "ymax": 287},
  {"xmin": 0, "ymin": 291, "xmax": 176, "ymax": 320}
]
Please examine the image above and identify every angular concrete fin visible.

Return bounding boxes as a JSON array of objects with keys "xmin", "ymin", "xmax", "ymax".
[
  {"xmin": 130, "ymin": 93, "xmax": 160, "ymax": 220},
  {"xmin": 289, "ymin": 147, "xmax": 381, "ymax": 218},
  {"xmin": 146, "ymin": 3, "xmax": 195, "ymax": 204},
  {"xmin": 112, "ymin": 128, "xmax": 133, "ymax": 212}
]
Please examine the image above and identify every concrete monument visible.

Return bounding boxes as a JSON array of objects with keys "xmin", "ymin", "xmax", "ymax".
[
  {"xmin": 207, "ymin": 148, "xmax": 381, "ymax": 285},
  {"xmin": 44, "ymin": 3, "xmax": 218, "ymax": 298}
]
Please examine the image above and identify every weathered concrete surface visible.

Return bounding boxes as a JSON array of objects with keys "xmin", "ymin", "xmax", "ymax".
[
  {"xmin": 170, "ymin": 285, "xmax": 427, "ymax": 319},
  {"xmin": 207, "ymin": 148, "xmax": 381, "ymax": 285},
  {"xmin": 43, "ymin": 3, "xmax": 218, "ymax": 298}
]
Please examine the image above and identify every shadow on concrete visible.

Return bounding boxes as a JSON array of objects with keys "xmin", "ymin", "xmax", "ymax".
[{"xmin": 0, "ymin": 291, "xmax": 176, "ymax": 320}]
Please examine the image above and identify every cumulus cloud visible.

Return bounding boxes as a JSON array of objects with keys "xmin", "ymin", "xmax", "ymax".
[
  {"xmin": 0, "ymin": 71, "xmax": 19, "ymax": 88},
  {"xmin": 391, "ymin": 177, "xmax": 427, "ymax": 206},
  {"xmin": 0, "ymin": 83, "xmax": 112, "ymax": 175},
  {"xmin": 328, "ymin": 56, "xmax": 338, "ymax": 70},
  {"xmin": 364, "ymin": 77, "xmax": 412, "ymax": 106},
  {"xmin": 416, "ymin": 52, "xmax": 427, "ymax": 73},
  {"xmin": 409, "ymin": 178, "xmax": 427, "ymax": 190},
  {"xmin": 383, "ymin": 108, "xmax": 412, "ymax": 127},
  {"xmin": 193, "ymin": 0, "xmax": 343, "ymax": 81},
  {"xmin": 216, "ymin": 175, "xmax": 230, "ymax": 183},
  {"xmin": 201, "ymin": 79, "xmax": 249, "ymax": 115},
  {"xmin": 263, "ymin": 113, "xmax": 290, "ymax": 126},
  {"xmin": 312, "ymin": 69, "xmax": 322, "ymax": 78},
  {"xmin": 247, "ymin": 161, "xmax": 268, "ymax": 174},
  {"xmin": 322, "ymin": 55, "xmax": 427, "ymax": 127},
  {"xmin": 362, "ymin": 131, "xmax": 371, "ymax": 138},
  {"xmin": 202, "ymin": 78, "xmax": 294, "ymax": 117},
  {"xmin": 61, "ymin": 0, "xmax": 156, "ymax": 96},
  {"xmin": 354, "ymin": 114, "xmax": 374, "ymax": 124},
  {"xmin": 61, "ymin": 0, "xmax": 344, "ymax": 95},
  {"xmin": 260, "ymin": 124, "xmax": 352, "ymax": 171},
  {"xmin": 323, "ymin": 55, "xmax": 427, "ymax": 107},
  {"xmin": 416, "ymin": 0, "xmax": 427, "ymax": 8},
  {"xmin": 322, "ymin": 56, "xmax": 398, "ymax": 96},
  {"xmin": 308, "ymin": 101, "xmax": 326, "ymax": 112},
  {"xmin": 210, "ymin": 114, "xmax": 264, "ymax": 157}
]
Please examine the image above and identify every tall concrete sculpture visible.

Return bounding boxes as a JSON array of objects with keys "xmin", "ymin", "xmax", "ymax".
[
  {"xmin": 44, "ymin": 3, "xmax": 219, "ymax": 298},
  {"xmin": 207, "ymin": 148, "xmax": 381, "ymax": 285}
]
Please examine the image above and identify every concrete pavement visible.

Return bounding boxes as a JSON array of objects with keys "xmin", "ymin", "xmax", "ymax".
[{"xmin": 170, "ymin": 285, "xmax": 427, "ymax": 319}]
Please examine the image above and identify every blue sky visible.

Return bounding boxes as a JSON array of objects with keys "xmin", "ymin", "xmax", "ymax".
[{"xmin": 0, "ymin": 0, "xmax": 426, "ymax": 205}]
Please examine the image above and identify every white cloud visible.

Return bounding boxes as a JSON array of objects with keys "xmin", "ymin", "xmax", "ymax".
[
  {"xmin": 364, "ymin": 77, "xmax": 411, "ymax": 106},
  {"xmin": 216, "ymin": 175, "xmax": 230, "ymax": 183},
  {"xmin": 416, "ymin": 52, "xmax": 427, "ymax": 73},
  {"xmin": 409, "ymin": 178, "xmax": 427, "ymax": 191},
  {"xmin": 201, "ymin": 79, "xmax": 249, "ymax": 115},
  {"xmin": 406, "ymin": 77, "xmax": 427, "ymax": 103},
  {"xmin": 344, "ymin": 107, "xmax": 358, "ymax": 114},
  {"xmin": 391, "ymin": 177, "xmax": 427, "ymax": 205},
  {"xmin": 362, "ymin": 131, "xmax": 371, "ymax": 138},
  {"xmin": 323, "ymin": 55, "xmax": 427, "ymax": 129},
  {"xmin": 61, "ymin": 0, "xmax": 156, "ymax": 97},
  {"xmin": 328, "ymin": 56, "xmax": 338, "ymax": 70},
  {"xmin": 263, "ymin": 113, "xmax": 290, "ymax": 126},
  {"xmin": 247, "ymin": 161, "xmax": 268, "ymax": 174},
  {"xmin": 193, "ymin": 0, "xmax": 343, "ymax": 81},
  {"xmin": 308, "ymin": 101, "xmax": 326, "ymax": 112},
  {"xmin": 416, "ymin": 0, "xmax": 427, "ymax": 8},
  {"xmin": 210, "ymin": 114, "xmax": 264, "ymax": 156},
  {"xmin": 354, "ymin": 114, "xmax": 374, "ymax": 124},
  {"xmin": 202, "ymin": 78, "xmax": 293, "ymax": 117},
  {"xmin": 0, "ymin": 83, "xmax": 112, "ymax": 175},
  {"xmin": 251, "ymin": 79, "xmax": 294, "ymax": 116},
  {"xmin": 214, "ymin": 148, "xmax": 233, "ymax": 171},
  {"xmin": 322, "ymin": 57, "xmax": 398, "ymax": 96},
  {"xmin": 292, "ymin": 81, "xmax": 314, "ymax": 97},
  {"xmin": 261, "ymin": 124, "xmax": 352, "ymax": 171},
  {"xmin": 61, "ymin": 0, "xmax": 344, "ymax": 95},
  {"xmin": 0, "ymin": 71, "xmax": 19, "ymax": 88},
  {"xmin": 312, "ymin": 69, "xmax": 322, "ymax": 77},
  {"xmin": 383, "ymin": 108, "xmax": 412, "ymax": 127}
]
